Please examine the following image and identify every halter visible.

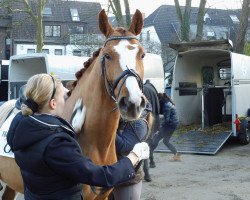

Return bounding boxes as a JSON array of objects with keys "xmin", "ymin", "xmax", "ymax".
[{"xmin": 101, "ymin": 36, "xmax": 144, "ymax": 102}]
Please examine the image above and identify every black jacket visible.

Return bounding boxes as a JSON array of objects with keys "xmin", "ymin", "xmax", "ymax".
[{"xmin": 7, "ymin": 113, "xmax": 135, "ymax": 200}]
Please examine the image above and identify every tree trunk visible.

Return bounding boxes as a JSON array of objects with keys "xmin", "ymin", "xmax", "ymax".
[
  {"xmin": 174, "ymin": 0, "xmax": 192, "ymax": 41},
  {"xmin": 124, "ymin": 0, "xmax": 131, "ymax": 28},
  {"xmin": 235, "ymin": 0, "xmax": 250, "ymax": 53},
  {"xmin": 196, "ymin": 0, "xmax": 206, "ymax": 41},
  {"xmin": 110, "ymin": 0, "xmax": 124, "ymax": 27},
  {"xmin": 36, "ymin": 0, "xmax": 46, "ymax": 52}
]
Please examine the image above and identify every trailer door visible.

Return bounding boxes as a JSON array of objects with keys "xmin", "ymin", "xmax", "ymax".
[{"xmin": 231, "ymin": 53, "xmax": 250, "ymax": 136}]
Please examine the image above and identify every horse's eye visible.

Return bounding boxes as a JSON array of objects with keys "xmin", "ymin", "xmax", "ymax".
[
  {"xmin": 104, "ymin": 54, "xmax": 111, "ymax": 60},
  {"xmin": 141, "ymin": 53, "xmax": 145, "ymax": 59}
]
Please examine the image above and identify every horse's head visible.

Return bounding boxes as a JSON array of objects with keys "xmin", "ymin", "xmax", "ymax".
[{"xmin": 98, "ymin": 9, "xmax": 146, "ymax": 121}]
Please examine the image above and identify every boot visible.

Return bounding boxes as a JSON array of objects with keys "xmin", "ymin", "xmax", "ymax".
[{"xmin": 169, "ymin": 153, "xmax": 181, "ymax": 161}]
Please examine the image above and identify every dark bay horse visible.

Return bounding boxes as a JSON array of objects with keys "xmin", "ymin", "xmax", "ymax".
[{"xmin": 0, "ymin": 9, "xmax": 147, "ymax": 200}]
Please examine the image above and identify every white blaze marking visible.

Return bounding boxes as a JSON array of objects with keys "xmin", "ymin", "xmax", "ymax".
[{"xmin": 114, "ymin": 40, "xmax": 142, "ymax": 105}]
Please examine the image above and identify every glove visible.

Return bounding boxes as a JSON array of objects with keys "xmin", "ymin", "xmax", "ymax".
[
  {"xmin": 71, "ymin": 98, "xmax": 86, "ymax": 133},
  {"xmin": 131, "ymin": 142, "xmax": 149, "ymax": 161}
]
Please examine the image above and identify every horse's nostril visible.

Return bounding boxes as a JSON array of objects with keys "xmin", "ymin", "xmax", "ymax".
[{"xmin": 118, "ymin": 97, "xmax": 127, "ymax": 110}]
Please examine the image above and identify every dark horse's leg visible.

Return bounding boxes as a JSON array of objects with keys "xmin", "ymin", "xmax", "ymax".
[
  {"xmin": 2, "ymin": 186, "xmax": 18, "ymax": 200},
  {"xmin": 143, "ymin": 159, "xmax": 152, "ymax": 182},
  {"xmin": 0, "ymin": 182, "xmax": 3, "ymax": 191}
]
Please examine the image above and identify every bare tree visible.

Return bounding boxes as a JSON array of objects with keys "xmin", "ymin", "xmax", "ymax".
[
  {"xmin": 235, "ymin": 0, "xmax": 250, "ymax": 53},
  {"xmin": 124, "ymin": 0, "xmax": 131, "ymax": 27},
  {"xmin": 174, "ymin": 0, "xmax": 192, "ymax": 41},
  {"xmin": 108, "ymin": 0, "xmax": 131, "ymax": 28},
  {"xmin": 108, "ymin": 0, "xmax": 124, "ymax": 27},
  {"xmin": 0, "ymin": 0, "xmax": 47, "ymax": 52},
  {"xmin": 196, "ymin": 0, "xmax": 206, "ymax": 41}
]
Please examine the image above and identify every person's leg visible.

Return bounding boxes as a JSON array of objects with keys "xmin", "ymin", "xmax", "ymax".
[
  {"xmin": 149, "ymin": 131, "xmax": 163, "ymax": 168},
  {"xmin": 150, "ymin": 131, "xmax": 162, "ymax": 150},
  {"xmin": 113, "ymin": 181, "xmax": 142, "ymax": 200},
  {"xmin": 143, "ymin": 159, "xmax": 151, "ymax": 182},
  {"xmin": 162, "ymin": 129, "xmax": 177, "ymax": 155},
  {"xmin": 162, "ymin": 127, "xmax": 181, "ymax": 161}
]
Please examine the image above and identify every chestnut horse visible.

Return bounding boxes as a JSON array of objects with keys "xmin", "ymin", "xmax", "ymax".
[
  {"xmin": 0, "ymin": 9, "xmax": 147, "ymax": 200},
  {"xmin": 63, "ymin": 9, "xmax": 146, "ymax": 199}
]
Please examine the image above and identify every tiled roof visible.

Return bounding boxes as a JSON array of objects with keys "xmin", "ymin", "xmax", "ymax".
[{"xmin": 144, "ymin": 5, "xmax": 242, "ymax": 44}]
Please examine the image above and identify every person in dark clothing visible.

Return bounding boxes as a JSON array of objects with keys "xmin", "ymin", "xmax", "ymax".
[
  {"xmin": 7, "ymin": 73, "xmax": 149, "ymax": 200},
  {"xmin": 150, "ymin": 93, "xmax": 181, "ymax": 166},
  {"xmin": 112, "ymin": 102, "xmax": 151, "ymax": 200},
  {"xmin": 142, "ymin": 80, "xmax": 161, "ymax": 181}
]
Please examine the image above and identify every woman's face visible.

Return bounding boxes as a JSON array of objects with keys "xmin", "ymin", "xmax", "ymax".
[{"xmin": 54, "ymin": 83, "xmax": 66, "ymax": 117}]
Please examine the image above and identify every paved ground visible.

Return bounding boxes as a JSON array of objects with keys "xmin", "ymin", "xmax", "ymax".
[
  {"xmin": 1, "ymin": 138, "xmax": 250, "ymax": 200},
  {"xmin": 141, "ymin": 138, "xmax": 250, "ymax": 200}
]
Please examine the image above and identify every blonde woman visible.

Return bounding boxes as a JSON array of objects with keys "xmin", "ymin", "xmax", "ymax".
[{"xmin": 7, "ymin": 73, "xmax": 149, "ymax": 200}]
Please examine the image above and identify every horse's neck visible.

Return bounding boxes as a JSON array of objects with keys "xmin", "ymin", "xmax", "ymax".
[{"xmin": 76, "ymin": 71, "xmax": 120, "ymax": 164}]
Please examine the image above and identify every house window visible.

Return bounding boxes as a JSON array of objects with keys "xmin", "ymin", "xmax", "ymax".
[
  {"xmin": 27, "ymin": 49, "xmax": 35, "ymax": 54},
  {"xmin": 73, "ymin": 50, "xmax": 81, "ymax": 56},
  {"xmin": 43, "ymin": 7, "xmax": 52, "ymax": 16},
  {"xmin": 45, "ymin": 25, "xmax": 61, "ymax": 37},
  {"xmin": 69, "ymin": 26, "xmax": 84, "ymax": 34},
  {"xmin": 55, "ymin": 49, "xmax": 63, "ymax": 55},
  {"xmin": 42, "ymin": 49, "xmax": 49, "ymax": 54},
  {"xmin": 70, "ymin": 9, "xmax": 80, "ymax": 21}
]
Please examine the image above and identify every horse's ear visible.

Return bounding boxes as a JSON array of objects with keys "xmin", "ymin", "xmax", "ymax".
[
  {"xmin": 99, "ymin": 9, "xmax": 113, "ymax": 37},
  {"xmin": 128, "ymin": 9, "xmax": 144, "ymax": 35}
]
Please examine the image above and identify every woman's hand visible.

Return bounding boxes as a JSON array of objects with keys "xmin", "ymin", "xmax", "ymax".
[{"xmin": 127, "ymin": 142, "xmax": 149, "ymax": 165}]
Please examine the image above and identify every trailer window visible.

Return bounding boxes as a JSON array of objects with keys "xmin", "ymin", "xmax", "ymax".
[
  {"xmin": 202, "ymin": 66, "xmax": 214, "ymax": 85},
  {"xmin": 219, "ymin": 68, "xmax": 231, "ymax": 80}
]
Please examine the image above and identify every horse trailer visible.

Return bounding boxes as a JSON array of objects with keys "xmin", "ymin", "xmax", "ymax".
[
  {"xmin": 5, "ymin": 52, "xmax": 164, "ymax": 100},
  {"xmin": 7, "ymin": 53, "xmax": 89, "ymax": 100},
  {"xmin": 169, "ymin": 40, "xmax": 250, "ymax": 152}
]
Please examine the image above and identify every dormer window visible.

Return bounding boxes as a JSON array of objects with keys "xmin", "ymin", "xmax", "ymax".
[
  {"xmin": 70, "ymin": 9, "xmax": 80, "ymax": 21},
  {"xmin": 230, "ymin": 15, "xmax": 240, "ymax": 24},
  {"xmin": 43, "ymin": 7, "xmax": 52, "ymax": 16}
]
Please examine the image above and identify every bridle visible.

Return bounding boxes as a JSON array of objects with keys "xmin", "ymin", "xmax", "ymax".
[{"xmin": 101, "ymin": 36, "xmax": 144, "ymax": 103}]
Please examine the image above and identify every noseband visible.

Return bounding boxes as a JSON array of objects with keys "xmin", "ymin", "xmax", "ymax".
[{"xmin": 101, "ymin": 36, "xmax": 143, "ymax": 102}]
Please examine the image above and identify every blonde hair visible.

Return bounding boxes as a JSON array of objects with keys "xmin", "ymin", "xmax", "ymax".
[{"xmin": 21, "ymin": 73, "xmax": 61, "ymax": 116}]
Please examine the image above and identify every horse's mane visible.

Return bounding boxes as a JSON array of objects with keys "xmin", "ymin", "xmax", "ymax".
[{"xmin": 67, "ymin": 48, "xmax": 101, "ymax": 96}]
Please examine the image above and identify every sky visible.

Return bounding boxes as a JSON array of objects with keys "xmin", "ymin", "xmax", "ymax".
[{"xmin": 80, "ymin": 0, "xmax": 243, "ymax": 17}]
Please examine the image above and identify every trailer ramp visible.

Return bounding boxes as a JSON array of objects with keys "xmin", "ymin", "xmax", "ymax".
[{"xmin": 155, "ymin": 130, "xmax": 232, "ymax": 155}]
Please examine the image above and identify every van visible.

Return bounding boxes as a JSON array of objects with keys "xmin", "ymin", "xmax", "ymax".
[{"xmin": 170, "ymin": 39, "xmax": 250, "ymax": 148}]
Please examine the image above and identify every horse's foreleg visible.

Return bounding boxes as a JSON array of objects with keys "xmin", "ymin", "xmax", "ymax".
[{"xmin": 2, "ymin": 186, "xmax": 18, "ymax": 200}]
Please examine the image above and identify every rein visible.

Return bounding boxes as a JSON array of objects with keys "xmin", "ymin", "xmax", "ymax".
[{"xmin": 101, "ymin": 36, "xmax": 144, "ymax": 103}]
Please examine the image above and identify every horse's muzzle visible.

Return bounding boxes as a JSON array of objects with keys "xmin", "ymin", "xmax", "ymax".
[{"xmin": 118, "ymin": 96, "xmax": 146, "ymax": 120}]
